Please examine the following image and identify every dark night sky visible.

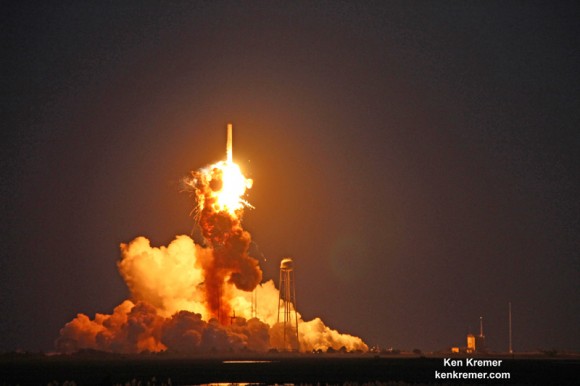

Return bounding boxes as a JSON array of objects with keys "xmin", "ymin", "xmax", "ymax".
[{"xmin": 2, "ymin": 1, "xmax": 579, "ymax": 352}]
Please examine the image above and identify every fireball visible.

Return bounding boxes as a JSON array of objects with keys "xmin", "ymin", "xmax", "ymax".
[{"xmin": 184, "ymin": 123, "xmax": 253, "ymax": 218}]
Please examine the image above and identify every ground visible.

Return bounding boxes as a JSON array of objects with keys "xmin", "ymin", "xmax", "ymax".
[{"xmin": 1, "ymin": 352, "xmax": 579, "ymax": 385}]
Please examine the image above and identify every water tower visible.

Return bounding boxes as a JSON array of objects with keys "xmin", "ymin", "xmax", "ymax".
[{"xmin": 277, "ymin": 258, "xmax": 299, "ymax": 351}]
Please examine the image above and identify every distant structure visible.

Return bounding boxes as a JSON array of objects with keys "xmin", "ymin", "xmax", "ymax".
[
  {"xmin": 466, "ymin": 333, "xmax": 476, "ymax": 353},
  {"xmin": 277, "ymin": 258, "xmax": 299, "ymax": 351},
  {"xmin": 465, "ymin": 316, "xmax": 486, "ymax": 353},
  {"xmin": 509, "ymin": 302, "xmax": 513, "ymax": 354},
  {"xmin": 476, "ymin": 316, "xmax": 486, "ymax": 352}
]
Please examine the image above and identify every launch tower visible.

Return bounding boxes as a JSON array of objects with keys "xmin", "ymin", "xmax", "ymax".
[{"xmin": 476, "ymin": 316, "xmax": 486, "ymax": 352}]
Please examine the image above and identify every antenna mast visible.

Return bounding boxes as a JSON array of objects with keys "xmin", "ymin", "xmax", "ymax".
[{"xmin": 509, "ymin": 302, "xmax": 513, "ymax": 354}]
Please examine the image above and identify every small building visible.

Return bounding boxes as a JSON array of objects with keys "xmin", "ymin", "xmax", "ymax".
[{"xmin": 466, "ymin": 333, "xmax": 476, "ymax": 353}]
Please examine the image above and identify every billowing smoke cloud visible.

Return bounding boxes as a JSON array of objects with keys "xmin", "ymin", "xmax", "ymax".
[
  {"xmin": 57, "ymin": 147, "xmax": 367, "ymax": 354},
  {"xmin": 57, "ymin": 236, "xmax": 367, "ymax": 353},
  {"xmin": 117, "ymin": 236, "xmax": 209, "ymax": 317},
  {"xmin": 56, "ymin": 297, "xmax": 271, "ymax": 354}
]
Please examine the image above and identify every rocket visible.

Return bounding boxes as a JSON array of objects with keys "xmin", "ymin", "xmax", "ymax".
[{"xmin": 227, "ymin": 123, "xmax": 233, "ymax": 164}]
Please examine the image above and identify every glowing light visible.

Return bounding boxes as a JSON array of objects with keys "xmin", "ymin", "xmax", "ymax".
[
  {"xmin": 184, "ymin": 124, "xmax": 253, "ymax": 218},
  {"xmin": 184, "ymin": 159, "xmax": 253, "ymax": 218},
  {"xmin": 214, "ymin": 160, "xmax": 253, "ymax": 215}
]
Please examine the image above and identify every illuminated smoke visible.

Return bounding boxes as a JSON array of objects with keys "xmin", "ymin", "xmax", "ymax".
[
  {"xmin": 57, "ymin": 235, "xmax": 367, "ymax": 353},
  {"xmin": 117, "ymin": 236, "xmax": 209, "ymax": 318},
  {"xmin": 56, "ymin": 127, "xmax": 368, "ymax": 353},
  {"xmin": 183, "ymin": 160, "xmax": 261, "ymax": 324}
]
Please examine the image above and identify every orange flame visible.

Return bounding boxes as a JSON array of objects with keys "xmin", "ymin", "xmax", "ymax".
[
  {"xmin": 185, "ymin": 160, "xmax": 253, "ymax": 218},
  {"xmin": 213, "ymin": 160, "xmax": 253, "ymax": 215}
]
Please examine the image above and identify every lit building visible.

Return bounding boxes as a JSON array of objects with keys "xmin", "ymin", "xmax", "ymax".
[
  {"xmin": 465, "ymin": 316, "xmax": 487, "ymax": 353},
  {"xmin": 466, "ymin": 333, "xmax": 476, "ymax": 353}
]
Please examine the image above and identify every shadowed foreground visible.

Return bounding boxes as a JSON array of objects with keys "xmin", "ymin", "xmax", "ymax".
[{"xmin": 1, "ymin": 353, "xmax": 579, "ymax": 385}]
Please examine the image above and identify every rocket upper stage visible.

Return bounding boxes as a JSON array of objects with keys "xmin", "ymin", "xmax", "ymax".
[{"xmin": 227, "ymin": 123, "xmax": 233, "ymax": 164}]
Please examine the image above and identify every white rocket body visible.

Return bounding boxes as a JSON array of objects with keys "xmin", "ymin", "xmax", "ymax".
[{"xmin": 227, "ymin": 123, "xmax": 233, "ymax": 163}]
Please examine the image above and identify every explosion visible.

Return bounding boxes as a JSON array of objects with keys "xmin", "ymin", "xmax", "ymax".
[
  {"xmin": 181, "ymin": 124, "xmax": 261, "ymax": 324},
  {"xmin": 190, "ymin": 160, "xmax": 254, "ymax": 216},
  {"xmin": 187, "ymin": 124, "xmax": 253, "ymax": 217},
  {"xmin": 56, "ymin": 124, "xmax": 368, "ymax": 354}
]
